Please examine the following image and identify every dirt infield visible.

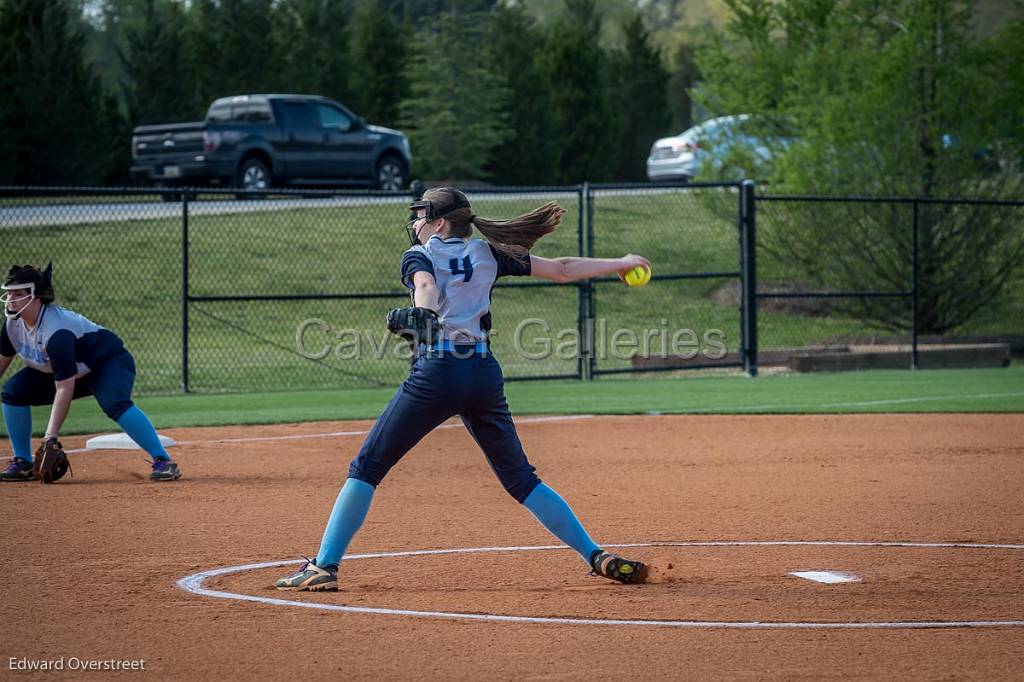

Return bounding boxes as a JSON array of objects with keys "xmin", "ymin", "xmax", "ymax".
[{"xmin": 3, "ymin": 414, "xmax": 1023, "ymax": 680}]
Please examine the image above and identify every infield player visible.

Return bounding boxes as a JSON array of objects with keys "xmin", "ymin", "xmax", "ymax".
[
  {"xmin": 0, "ymin": 264, "xmax": 182, "ymax": 482},
  {"xmin": 276, "ymin": 188, "xmax": 651, "ymax": 591}
]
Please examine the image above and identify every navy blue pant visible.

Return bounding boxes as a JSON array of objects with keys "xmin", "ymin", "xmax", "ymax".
[
  {"xmin": 1, "ymin": 350, "xmax": 136, "ymax": 421},
  {"xmin": 348, "ymin": 348, "xmax": 541, "ymax": 503}
]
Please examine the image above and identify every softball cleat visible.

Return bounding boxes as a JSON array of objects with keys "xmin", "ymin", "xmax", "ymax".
[
  {"xmin": 590, "ymin": 550, "xmax": 649, "ymax": 584},
  {"xmin": 1, "ymin": 457, "xmax": 35, "ymax": 481},
  {"xmin": 275, "ymin": 558, "xmax": 338, "ymax": 591},
  {"xmin": 150, "ymin": 459, "xmax": 182, "ymax": 482}
]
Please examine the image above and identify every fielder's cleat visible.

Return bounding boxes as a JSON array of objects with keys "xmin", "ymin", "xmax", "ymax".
[
  {"xmin": 275, "ymin": 558, "xmax": 338, "ymax": 591},
  {"xmin": 1, "ymin": 457, "xmax": 35, "ymax": 481},
  {"xmin": 590, "ymin": 550, "xmax": 648, "ymax": 584},
  {"xmin": 150, "ymin": 459, "xmax": 182, "ymax": 482}
]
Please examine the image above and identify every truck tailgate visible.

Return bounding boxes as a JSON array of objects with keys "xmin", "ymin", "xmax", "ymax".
[{"xmin": 133, "ymin": 122, "xmax": 206, "ymax": 160}]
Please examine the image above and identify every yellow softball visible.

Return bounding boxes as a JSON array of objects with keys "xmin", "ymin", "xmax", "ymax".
[{"xmin": 623, "ymin": 265, "xmax": 651, "ymax": 287}]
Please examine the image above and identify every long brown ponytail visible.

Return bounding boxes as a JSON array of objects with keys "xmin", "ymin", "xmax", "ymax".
[{"xmin": 423, "ymin": 188, "xmax": 563, "ymax": 258}]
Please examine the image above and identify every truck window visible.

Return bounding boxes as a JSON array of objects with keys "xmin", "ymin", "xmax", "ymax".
[
  {"xmin": 206, "ymin": 102, "xmax": 272, "ymax": 123},
  {"xmin": 315, "ymin": 104, "xmax": 352, "ymax": 131},
  {"xmin": 280, "ymin": 102, "xmax": 319, "ymax": 129},
  {"xmin": 243, "ymin": 103, "xmax": 272, "ymax": 122},
  {"xmin": 208, "ymin": 103, "xmax": 232, "ymax": 122}
]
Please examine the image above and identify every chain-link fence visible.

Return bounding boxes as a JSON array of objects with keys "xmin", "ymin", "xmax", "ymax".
[
  {"xmin": 3, "ymin": 185, "xmax": 1019, "ymax": 393},
  {"xmin": 0, "ymin": 186, "xmax": 595, "ymax": 394},
  {"xmin": 1, "ymin": 188, "xmax": 187, "ymax": 394},
  {"xmin": 755, "ymin": 195, "xmax": 1024, "ymax": 372},
  {"xmin": 586, "ymin": 182, "xmax": 747, "ymax": 376},
  {"xmin": 186, "ymin": 186, "xmax": 586, "ymax": 392}
]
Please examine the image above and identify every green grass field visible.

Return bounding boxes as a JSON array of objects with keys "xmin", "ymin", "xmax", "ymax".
[{"xmin": 3, "ymin": 367, "xmax": 1021, "ymax": 437}]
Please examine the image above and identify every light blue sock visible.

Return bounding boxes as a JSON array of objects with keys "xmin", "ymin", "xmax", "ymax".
[
  {"xmin": 2, "ymin": 403, "xmax": 33, "ymax": 461},
  {"xmin": 523, "ymin": 483, "xmax": 600, "ymax": 566},
  {"xmin": 115, "ymin": 406, "xmax": 170, "ymax": 460},
  {"xmin": 316, "ymin": 478, "xmax": 376, "ymax": 569}
]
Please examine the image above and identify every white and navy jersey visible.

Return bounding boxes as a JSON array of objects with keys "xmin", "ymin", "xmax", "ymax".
[
  {"xmin": 401, "ymin": 236, "xmax": 531, "ymax": 342},
  {"xmin": 0, "ymin": 305, "xmax": 124, "ymax": 380}
]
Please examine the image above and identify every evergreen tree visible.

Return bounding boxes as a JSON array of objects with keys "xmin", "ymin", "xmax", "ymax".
[
  {"xmin": 183, "ymin": 0, "xmax": 276, "ymax": 108},
  {"xmin": 114, "ymin": 0, "xmax": 194, "ymax": 126},
  {"xmin": 386, "ymin": 0, "xmax": 498, "ymax": 25},
  {"xmin": 539, "ymin": 0, "xmax": 618, "ymax": 183},
  {"xmin": 0, "ymin": 0, "xmax": 124, "ymax": 184},
  {"xmin": 666, "ymin": 41, "xmax": 701, "ymax": 133},
  {"xmin": 482, "ymin": 3, "xmax": 559, "ymax": 185},
  {"xmin": 610, "ymin": 11, "xmax": 671, "ymax": 181},
  {"xmin": 983, "ymin": 8, "xmax": 1024, "ymax": 175},
  {"xmin": 218, "ymin": 0, "xmax": 275, "ymax": 95},
  {"xmin": 184, "ymin": 0, "xmax": 225, "ymax": 110},
  {"xmin": 349, "ymin": 0, "xmax": 409, "ymax": 125},
  {"xmin": 271, "ymin": 0, "xmax": 351, "ymax": 104},
  {"xmin": 397, "ymin": 8, "xmax": 510, "ymax": 181}
]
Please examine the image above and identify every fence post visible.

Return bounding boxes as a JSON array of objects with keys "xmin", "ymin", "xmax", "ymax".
[
  {"xmin": 181, "ymin": 191, "xmax": 191, "ymax": 393},
  {"xmin": 911, "ymin": 200, "xmax": 919, "ymax": 370},
  {"xmin": 576, "ymin": 184, "xmax": 589, "ymax": 380},
  {"xmin": 741, "ymin": 180, "xmax": 758, "ymax": 377},
  {"xmin": 581, "ymin": 182, "xmax": 596, "ymax": 380}
]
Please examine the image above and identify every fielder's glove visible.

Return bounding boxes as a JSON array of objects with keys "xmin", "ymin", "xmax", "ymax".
[
  {"xmin": 33, "ymin": 437, "xmax": 71, "ymax": 484},
  {"xmin": 386, "ymin": 306, "xmax": 442, "ymax": 345}
]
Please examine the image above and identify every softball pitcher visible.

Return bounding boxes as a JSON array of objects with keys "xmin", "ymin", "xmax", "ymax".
[
  {"xmin": 1, "ymin": 264, "xmax": 182, "ymax": 482},
  {"xmin": 276, "ymin": 188, "xmax": 650, "ymax": 591}
]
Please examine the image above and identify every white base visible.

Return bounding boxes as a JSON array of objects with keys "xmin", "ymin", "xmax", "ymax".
[
  {"xmin": 85, "ymin": 433, "xmax": 176, "ymax": 450},
  {"xmin": 789, "ymin": 570, "xmax": 861, "ymax": 584}
]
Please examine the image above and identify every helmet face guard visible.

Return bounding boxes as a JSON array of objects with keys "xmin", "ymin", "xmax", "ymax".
[{"xmin": 1, "ymin": 282, "xmax": 35, "ymax": 320}]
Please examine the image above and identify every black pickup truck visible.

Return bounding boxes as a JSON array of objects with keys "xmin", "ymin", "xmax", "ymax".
[{"xmin": 130, "ymin": 94, "xmax": 412, "ymax": 192}]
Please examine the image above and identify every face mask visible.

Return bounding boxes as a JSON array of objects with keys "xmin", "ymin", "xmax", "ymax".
[
  {"xmin": 405, "ymin": 215, "xmax": 428, "ymax": 246},
  {"xmin": 1, "ymin": 283, "xmax": 35, "ymax": 321},
  {"xmin": 406, "ymin": 200, "xmax": 434, "ymax": 246}
]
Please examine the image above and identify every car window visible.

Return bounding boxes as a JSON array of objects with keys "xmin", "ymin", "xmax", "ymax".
[
  {"xmin": 241, "ymin": 103, "xmax": 272, "ymax": 122},
  {"xmin": 281, "ymin": 102, "xmax": 319, "ymax": 129},
  {"xmin": 207, "ymin": 104, "xmax": 231, "ymax": 122},
  {"xmin": 207, "ymin": 101, "xmax": 273, "ymax": 123},
  {"xmin": 315, "ymin": 104, "xmax": 352, "ymax": 131},
  {"xmin": 683, "ymin": 118, "xmax": 726, "ymax": 142},
  {"xmin": 699, "ymin": 120, "xmax": 721, "ymax": 136},
  {"xmin": 709, "ymin": 118, "xmax": 749, "ymax": 145},
  {"xmin": 710, "ymin": 119, "xmax": 738, "ymax": 138}
]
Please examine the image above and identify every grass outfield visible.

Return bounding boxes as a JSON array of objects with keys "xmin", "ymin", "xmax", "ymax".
[{"xmin": 3, "ymin": 367, "xmax": 1021, "ymax": 437}]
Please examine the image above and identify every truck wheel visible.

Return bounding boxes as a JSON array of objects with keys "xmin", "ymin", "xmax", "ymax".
[
  {"xmin": 237, "ymin": 158, "xmax": 270, "ymax": 198},
  {"xmin": 375, "ymin": 156, "xmax": 406, "ymax": 191}
]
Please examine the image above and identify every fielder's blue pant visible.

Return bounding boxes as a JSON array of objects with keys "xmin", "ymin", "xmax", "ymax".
[
  {"xmin": 348, "ymin": 346, "xmax": 541, "ymax": 502},
  {"xmin": 2, "ymin": 350, "xmax": 169, "ymax": 461},
  {"xmin": 2, "ymin": 350, "xmax": 137, "ymax": 420}
]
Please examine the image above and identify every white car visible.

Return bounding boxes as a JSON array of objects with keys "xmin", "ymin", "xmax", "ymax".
[{"xmin": 646, "ymin": 115, "xmax": 778, "ymax": 182}]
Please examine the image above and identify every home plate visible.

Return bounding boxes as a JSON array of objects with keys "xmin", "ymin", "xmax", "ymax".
[
  {"xmin": 790, "ymin": 571, "xmax": 861, "ymax": 584},
  {"xmin": 85, "ymin": 433, "xmax": 176, "ymax": 450}
]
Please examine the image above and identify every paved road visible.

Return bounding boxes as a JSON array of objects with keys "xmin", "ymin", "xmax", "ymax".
[
  {"xmin": 0, "ymin": 196, "xmax": 407, "ymax": 228},
  {"xmin": 0, "ymin": 188, "xmax": 691, "ymax": 228}
]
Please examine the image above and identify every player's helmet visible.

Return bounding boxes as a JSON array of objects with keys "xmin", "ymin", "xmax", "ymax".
[
  {"xmin": 2, "ymin": 264, "xmax": 55, "ymax": 320},
  {"xmin": 411, "ymin": 188, "xmax": 471, "ymax": 222},
  {"xmin": 406, "ymin": 188, "xmax": 472, "ymax": 245}
]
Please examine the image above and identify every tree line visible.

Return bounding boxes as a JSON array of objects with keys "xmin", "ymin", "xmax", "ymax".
[
  {"xmin": 1, "ymin": 0, "xmax": 1021, "ymax": 336},
  {"xmin": 696, "ymin": 0, "xmax": 1024, "ymax": 336},
  {"xmin": 0, "ymin": 0, "xmax": 692, "ymax": 186},
  {"xmin": 1, "ymin": 0, "xmax": 1019, "ymax": 192}
]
